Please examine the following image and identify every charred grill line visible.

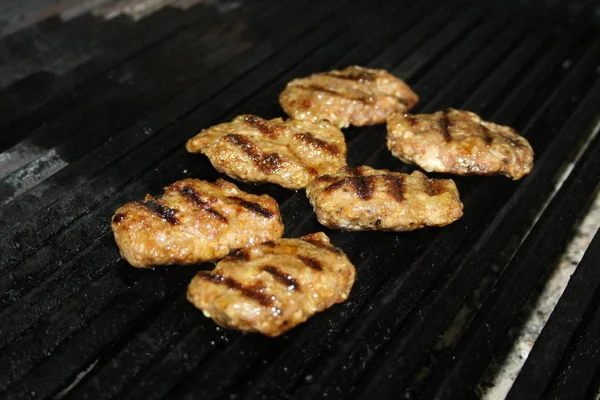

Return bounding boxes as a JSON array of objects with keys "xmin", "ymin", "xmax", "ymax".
[
  {"xmin": 295, "ymin": 132, "xmax": 340, "ymax": 155},
  {"xmin": 405, "ymin": 114, "xmax": 418, "ymax": 126},
  {"xmin": 196, "ymin": 271, "xmax": 274, "ymax": 306},
  {"xmin": 299, "ymin": 84, "xmax": 375, "ymax": 104},
  {"xmin": 139, "ymin": 200, "xmax": 179, "ymax": 224},
  {"xmin": 229, "ymin": 196, "xmax": 274, "ymax": 218},
  {"xmin": 301, "ymin": 237, "xmax": 344, "ymax": 255},
  {"xmin": 297, "ymin": 255, "xmax": 324, "ymax": 271},
  {"xmin": 425, "ymin": 178, "xmax": 444, "ymax": 196},
  {"xmin": 112, "ymin": 213, "xmax": 126, "ymax": 224},
  {"xmin": 325, "ymin": 176, "xmax": 376, "ymax": 200},
  {"xmin": 180, "ymin": 186, "xmax": 228, "ymax": 222},
  {"xmin": 224, "ymin": 133, "xmax": 284, "ymax": 174},
  {"xmin": 244, "ymin": 115, "xmax": 278, "ymax": 138},
  {"xmin": 328, "ymin": 70, "xmax": 377, "ymax": 82},
  {"xmin": 480, "ymin": 124, "xmax": 494, "ymax": 145},
  {"xmin": 381, "ymin": 174, "xmax": 405, "ymax": 202},
  {"xmin": 227, "ymin": 249, "xmax": 251, "ymax": 262},
  {"xmin": 261, "ymin": 265, "xmax": 300, "ymax": 291},
  {"xmin": 439, "ymin": 109, "xmax": 453, "ymax": 142}
]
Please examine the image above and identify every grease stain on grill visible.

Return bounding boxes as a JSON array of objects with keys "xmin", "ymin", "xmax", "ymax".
[
  {"xmin": 245, "ymin": 115, "xmax": 278, "ymax": 138},
  {"xmin": 225, "ymin": 133, "xmax": 284, "ymax": 174},
  {"xmin": 381, "ymin": 174, "xmax": 405, "ymax": 202},
  {"xmin": 112, "ymin": 213, "xmax": 126, "ymax": 224},
  {"xmin": 297, "ymin": 255, "xmax": 323, "ymax": 270},
  {"xmin": 262, "ymin": 265, "xmax": 300, "ymax": 291},
  {"xmin": 180, "ymin": 186, "xmax": 228, "ymax": 222},
  {"xmin": 229, "ymin": 196, "xmax": 274, "ymax": 218},
  {"xmin": 325, "ymin": 176, "xmax": 376, "ymax": 200},
  {"xmin": 294, "ymin": 132, "xmax": 339, "ymax": 155},
  {"xmin": 139, "ymin": 200, "xmax": 179, "ymax": 224},
  {"xmin": 439, "ymin": 109, "xmax": 453, "ymax": 142},
  {"xmin": 196, "ymin": 271, "xmax": 274, "ymax": 306}
]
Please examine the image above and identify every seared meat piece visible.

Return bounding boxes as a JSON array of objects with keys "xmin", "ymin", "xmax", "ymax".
[
  {"xmin": 306, "ymin": 166, "xmax": 463, "ymax": 231},
  {"xmin": 386, "ymin": 109, "xmax": 534, "ymax": 180},
  {"xmin": 186, "ymin": 115, "xmax": 347, "ymax": 189},
  {"xmin": 187, "ymin": 232, "xmax": 355, "ymax": 337},
  {"xmin": 279, "ymin": 65, "xmax": 418, "ymax": 128},
  {"xmin": 111, "ymin": 178, "xmax": 284, "ymax": 268}
]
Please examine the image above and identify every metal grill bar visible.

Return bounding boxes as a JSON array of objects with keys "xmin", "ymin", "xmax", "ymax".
[
  {"xmin": 507, "ymin": 230, "xmax": 600, "ymax": 399},
  {"xmin": 0, "ymin": 1, "xmax": 598, "ymax": 399}
]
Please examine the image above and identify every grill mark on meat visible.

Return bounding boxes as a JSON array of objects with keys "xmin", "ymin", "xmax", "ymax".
[
  {"xmin": 224, "ymin": 134, "xmax": 284, "ymax": 174},
  {"xmin": 112, "ymin": 213, "xmax": 126, "ymax": 224},
  {"xmin": 262, "ymin": 265, "xmax": 300, "ymax": 291},
  {"xmin": 229, "ymin": 196, "xmax": 274, "ymax": 218},
  {"xmin": 227, "ymin": 248, "xmax": 251, "ymax": 262},
  {"xmin": 328, "ymin": 70, "xmax": 377, "ymax": 82},
  {"xmin": 339, "ymin": 166, "xmax": 365, "ymax": 176},
  {"xmin": 262, "ymin": 241, "xmax": 277, "ymax": 248},
  {"xmin": 301, "ymin": 237, "xmax": 344, "ymax": 255},
  {"xmin": 196, "ymin": 271, "xmax": 275, "ymax": 306},
  {"xmin": 180, "ymin": 186, "xmax": 228, "ymax": 222},
  {"xmin": 405, "ymin": 114, "xmax": 418, "ymax": 127},
  {"xmin": 315, "ymin": 175, "xmax": 338, "ymax": 183},
  {"xmin": 300, "ymin": 84, "xmax": 375, "ymax": 104},
  {"xmin": 480, "ymin": 124, "xmax": 494, "ymax": 145},
  {"xmin": 244, "ymin": 115, "xmax": 278, "ymax": 138},
  {"xmin": 294, "ymin": 132, "xmax": 339, "ymax": 155},
  {"xmin": 325, "ymin": 176, "xmax": 376, "ymax": 200},
  {"xmin": 139, "ymin": 200, "xmax": 179, "ymax": 224},
  {"xmin": 495, "ymin": 129, "xmax": 525, "ymax": 148},
  {"xmin": 425, "ymin": 178, "xmax": 445, "ymax": 196},
  {"xmin": 297, "ymin": 255, "xmax": 323, "ymax": 270},
  {"xmin": 381, "ymin": 174, "xmax": 405, "ymax": 202},
  {"xmin": 439, "ymin": 109, "xmax": 453, "ymax": 142}
]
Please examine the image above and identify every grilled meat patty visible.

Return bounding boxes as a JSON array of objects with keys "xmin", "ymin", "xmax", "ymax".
[
  {"xmin": 279, "ymin": 65, "xmax": 418, "ymax": 128},
  {"xmin": 186, "ymin": 115, "xmax": 347, "ymax": 189},
  {"xmin": 386, "ymin": 109, "xmax": 534, "ymax": 180},
  {"xmin": 187, "ymin": 232, "xmax": 355, "ymax": 337},
  {"xmin": 111, "ymin": 178, "xmax": 284, "ymax": 268},
  {"xmin": 306, "ymin": 166, "xmax": 463, "ymax": 231}
]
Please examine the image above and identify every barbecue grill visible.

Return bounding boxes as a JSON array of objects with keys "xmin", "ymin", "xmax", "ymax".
[{"xmin": 1, "ymin": 0, "xmax": 599, "ymax": 398}]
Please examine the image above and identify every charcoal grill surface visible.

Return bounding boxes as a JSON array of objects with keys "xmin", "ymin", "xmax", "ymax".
[{"xmin": 0, "ymin": 0, "xmax": 599, "ymax": 399}]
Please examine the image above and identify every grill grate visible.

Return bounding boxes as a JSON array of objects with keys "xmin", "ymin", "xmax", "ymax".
[{"xmin": 0, "ymin": 0, "xmax": 599, "ymax": 399}]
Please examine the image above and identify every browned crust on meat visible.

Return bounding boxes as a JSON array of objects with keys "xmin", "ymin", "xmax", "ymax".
[
  {"xmin": 187, "ymin": 232, "xmax": 355, "ymax": 337},
  {"xmin": 111, "ymin": 178, "xmax": 285, "ymax": 268},
  {"xmin": 386, "ymin": 109, "xmax": 534, "ymax": 180},
  {"xmin": 279, "ymin": 65, "xmax": 418, "ymax": 128},
  {"xmin": 306, "ymin": 166, "xmax": 463, "ymax": 231},
  {"xmin": 186, "ymin": 115, "xmax": 347, "ymax": 189}
]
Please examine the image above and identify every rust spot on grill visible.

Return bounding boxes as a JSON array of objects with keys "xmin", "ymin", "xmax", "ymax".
[
  {"xmin": 295, "ymin": 132, "xmax": 339, "ymax": 155},
  {"xmin": 325, "ymin": 176, "xmax": 376, "ymax": 200},
  {"xmin": 244, "ymin": 115, "xmax": 278, "ymax": 138},
  {"xmin": 381, "ymin": 174, "xmax": 405, "ymax": 202},
  {"xmin": 227, "ymin": 248, "xmax": 251, "ymax": 262},
  {"xmin": 180, "ymin": 186, "xmax": 228, "ymax": 222},
  {"xmin": 225, "ymin": 134, "xmax": 284, "ymax": 174},
  {"xmin": 425, "ymin": 178, "xmax": 445, "ymax": 196},
  {"xmin": 196, "ymin": 271, "xmax": 274, "ymax": 306},
  {"xmin": 229, "ymin": 196, "xmax": 274, "ymax": 218},
  {"xmin": 439, "ymin": 109, "xmax": 453, "ymax": 142},
  {"xmin": 297, "ymin": 255, "xmax": 323, "ymax": 270},
  {"xmin": 262, "ymin": 265, "xmax": 300, "ymax": 291},
  {"xmin": 139, "ymin": 200, "xmax": 179, "ymax": 224},
  {"xmin": 112, "ymin": 213, "xmax": 126, "ymax": 224}
]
